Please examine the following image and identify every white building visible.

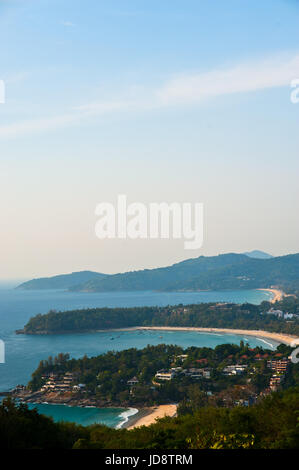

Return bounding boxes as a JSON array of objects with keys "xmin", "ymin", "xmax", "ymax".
[
  {"xmin": 155, "ymin": 369, "xmax": 176, "ymax": 381},
  {"xmin": 223, "ymin": 364, "xmax": 247, "ymax": 376}
]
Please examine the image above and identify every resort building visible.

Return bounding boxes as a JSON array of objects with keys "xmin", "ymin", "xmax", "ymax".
[
  {"xmin": 267, "ymin": 359, "xmax": 289, "ymax": 373},
  {"xmin": 155, "ymin": 369, "xmax": 176, "ymax": 381}
]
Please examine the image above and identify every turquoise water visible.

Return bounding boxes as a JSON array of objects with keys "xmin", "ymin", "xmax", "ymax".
[
  {"xmin": 26, "ymin": 403, "xmax": 138, "ymax": 428},
  {"xmin": 0, "ymin": 285, "xmax": 275, "ymax": 427}
]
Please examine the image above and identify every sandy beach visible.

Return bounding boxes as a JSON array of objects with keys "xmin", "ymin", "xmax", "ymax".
[
  {"xmin": 135, "ymin": 326, "xmax": 299, "ymax": 347},
  {"xmin": 127, "ymin": 404, "xmax": 177, "ymax": 430},
  {"xmin": 99, "ymin": 325, "xmax": 299, "ymax": 347},
  {"xmin": 257, "ymin": 288, "xmax": 285, "ymax": 303}
]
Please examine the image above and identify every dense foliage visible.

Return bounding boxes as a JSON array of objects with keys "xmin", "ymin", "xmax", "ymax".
[
  {"xmin": 17, "ymin": 270, "xmax": 106, "ymax": 290},
  {"xmin": 2, "ymin": 387, "xmax": 299, "ymax": 449},
  {"xmin": 28, "ymin": 343, "xmax": 298, "ymax": 407},
  {"xmin": 0, "ymin": 397, "xmax": 89, "ymax": 449},
  {"xmin": 22, "ymin": 297, "xmax": 299, "ymax": 335}
]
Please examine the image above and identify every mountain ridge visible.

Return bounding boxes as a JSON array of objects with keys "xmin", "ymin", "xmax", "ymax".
[
  {"xmin": 70, "ymin": 252, "xmax": 299, "ymax": 293},
  {"xmin": 17, "ymin": 270, "xmax": 108, "ymax": 290},
  {"xmin": 17, "ymin": 252, "xmax": 299, "ymax": 294}
]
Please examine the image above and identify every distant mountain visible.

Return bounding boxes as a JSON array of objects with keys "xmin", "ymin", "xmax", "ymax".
[
  {"xmin": 69, "ymin": 253, "xmax": 299, "ymax": 293},
  {"xmin": 17, "ymin": 271, "xmax": 108, "ymax": 290},
  {"xmin": 243, "ymin": 250, "xmax": 273, "ymax": 259}
]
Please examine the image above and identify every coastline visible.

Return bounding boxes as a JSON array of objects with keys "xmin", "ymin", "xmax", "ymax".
[
  {"xmin": 18, "ymin": 400, "xmax": 139, "ymax": 429},
  {"xmin": 93, "ymin": 325, "xmax": 299, "ymax": 347},
  {"xmin": 257, "ymin": 288, "xmax": 285, "ymax": 303},
  {"xmin": 125, "ymin": 404, "xmax": 178, "ymax": 430},
  {"xmin": 115, "ymin": 407, "xmax": 139, "ymax": 429},
  {"xmin": 17, "ymin": 399, "xmax": 175, "ymax": 431}
]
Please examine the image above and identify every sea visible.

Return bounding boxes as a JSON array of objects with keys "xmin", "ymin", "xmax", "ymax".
[{"xmin": 0, "ymin": 283, "xmax": 275, "ymax": 428}]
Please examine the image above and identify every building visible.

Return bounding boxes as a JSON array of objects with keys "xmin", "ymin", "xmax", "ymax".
[
  {"xmin": 284, "ymin": 313, "xmax": 296, "ymax": 319},
  {"xmin": 222, "ymin": 364, "xmax": 248, "ymax": 376},
  {"xmin": 269, "ymin": 375, "xmax": 284, "ymax": 391},
  {"xmin": 73, "ymin": 383, "xmax": 86, "ymax": 391},
  {"xmin": 266, "ymin": 308, "xmax": 284, "ymax": 318},
  {"xmin": 184, "ymin": 368, "xmax": 211, "ymax": 379},
  {"xmin": 155, "ymin": 369, "xmax": 176, "ymax": 381},
  {"xmin": 127, "ymin": 377, "xmax": 139, "ymax": 386},
  {"xmin": 176, "ymin": 354, "xmax": 188, "ymax": 361},
  {"xmin": 267, "ymin": 359, "xmax": 289, "ymax": 373}
]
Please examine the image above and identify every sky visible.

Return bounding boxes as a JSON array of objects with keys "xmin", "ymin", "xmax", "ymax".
[{"xmin": 0, "ymin": 0, "xmax": 299, "ymax": 280}]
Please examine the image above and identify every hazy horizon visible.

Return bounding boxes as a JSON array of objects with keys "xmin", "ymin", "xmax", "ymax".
[{"xmin": 1, "ymin": 0, "xmax": 299, "ymax": 280}]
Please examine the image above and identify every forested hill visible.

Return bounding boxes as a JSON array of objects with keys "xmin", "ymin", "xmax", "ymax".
[
  {"xmin": 19, "ymin": 297, "xmax": 299, "ymax": 336},
  {"xmin": 69, "ymin": 253, "xmax": 299, "ymax": 293},
  {"xmin": 17, "ymin": 271, "xmax": 108, "ymax": 290},
  {"xmin": 17, "ymin": 253, "xmax": 299, "ymax": 293}
]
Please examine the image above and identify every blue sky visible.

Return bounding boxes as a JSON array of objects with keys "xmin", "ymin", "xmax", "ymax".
[{"xmin": 0, "ymin": 0, "xmax": 299, "ymax": 279}]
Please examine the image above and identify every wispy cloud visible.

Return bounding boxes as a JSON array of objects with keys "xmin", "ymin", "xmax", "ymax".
[
  {"xmin": 157, "ymin": 54, "xmax": 299, "ymax": 105},
  {"xmin": 0, "ymin": 100, "xmax": 135, "ymax": 138},
  {"xmin": 1, "ymin": 53, "xmax": 299, "ymax": 139},
  {"xmin": 61, "ymin": 20, "xmax": 75, "ymax": 27}
]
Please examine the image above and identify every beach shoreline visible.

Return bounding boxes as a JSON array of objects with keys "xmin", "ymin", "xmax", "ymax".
[
  {"xmin": 15, "ymin": 400, "xmax": 177, "ymax": 430},
  {"xmin": 125, "ymin": 404, "xmax": 178, "ymax": 430},
  {"xmin": 257, "ymin": 288, "xmax": 285, "ymax": 303},
  {"xmin": 94, "ymin": 326, "xmax": 299, "ymax": 347}
]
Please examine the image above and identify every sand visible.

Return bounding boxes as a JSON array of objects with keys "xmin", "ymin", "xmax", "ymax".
[
  {"xmin": 133, "ymin": 326, "xmax": 299, "ymax": 347},
  {"xmin": 127, "ymin": 404, "xmax": 177, "ymax": 430},
  {"xmin": 100, "ymin": 325, "xmax": 299, "ymax": 347},
  {"xmin": 257, "ymin": 288, "xmax": 285, "ymax": 303}
]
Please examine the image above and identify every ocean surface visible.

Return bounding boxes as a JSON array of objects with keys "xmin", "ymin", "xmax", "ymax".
[
  {"xmin": 26, "ymin": 403, "xmax": 138, "ymax": 428},
  {"xmin": 0, "ymin": 284, "xmax": 275, "ymax": 427}
]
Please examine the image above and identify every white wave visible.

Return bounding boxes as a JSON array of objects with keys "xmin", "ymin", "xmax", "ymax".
[
  {"xmin": 199, "ymin": 333, "xmax": 222, "ymax": 337},
  {"xmin": 116, "ymin": 407, "xmax": 139, "ymax": 429},
  {"xmin": 256, "ymin": 338, "xmax": 276, "ymax": 349}
]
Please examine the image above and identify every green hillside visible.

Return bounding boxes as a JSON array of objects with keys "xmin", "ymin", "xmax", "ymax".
[
  {"xmin": 70, "ymin": 253, "xmax": 299, "ymax": 293},
  {"xmin": 17, "ymin": 271, "xmax": 108, "ymax": 290}
]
